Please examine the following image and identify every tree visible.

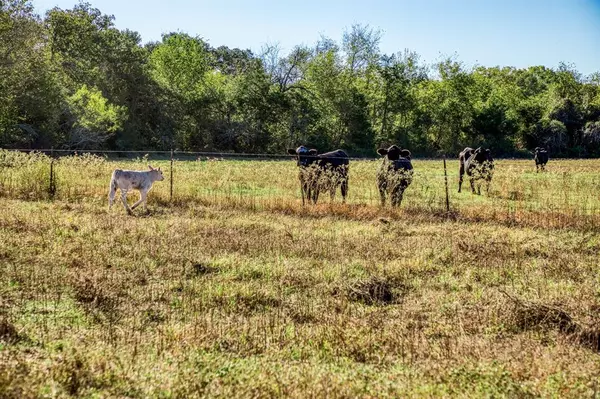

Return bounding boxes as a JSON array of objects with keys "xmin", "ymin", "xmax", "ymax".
[
  {"xmin": 372, "ymin": 51, "xmax": 427, "ymax": 147},
  {"xmin": 342, "ymin": 24, "xmax": 382, "ymax": 75},
  {"xmin": 0, "ymin": 0, "xmax": 62, "ymax": 147},
  {"xmin": 1, "ymin": 2, "xmax": 599, "ymax": 155},
  {"xmin": 416, "ymin": 58, "xmax": 476, "ymax": 153},
  {"xmin": 148, "ymin": 33, "xmax": 216, "ymax": 149},
  {"xmin": 66, "ymin": 85, "xmax": 126, "ymax": 148}
]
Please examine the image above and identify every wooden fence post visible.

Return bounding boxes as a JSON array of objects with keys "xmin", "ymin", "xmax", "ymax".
[
  {"xmin": 170, "ymin": 149, "xmax": 174, "ymax": 203},
  {"xmin": 443, "ymin": 155, "xmax": 450, "ymax": 213},
  {"xmin": 49, "ymin": 160, "xmax": 56, "ymax": 198}
]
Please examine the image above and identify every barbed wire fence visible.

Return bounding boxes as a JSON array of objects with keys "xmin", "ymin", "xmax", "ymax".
[
  {"xmin": 1, "ymin": 147, "xmax": 599, "ymax": 230},
  {"xmin": 2, "ymin": 147, "xmax": 458, "ymax": 211}
]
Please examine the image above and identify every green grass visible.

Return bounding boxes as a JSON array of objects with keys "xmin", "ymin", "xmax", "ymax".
[{"xmin": 1, "ymin": 151, "xmax": 600, "ymax": 397}]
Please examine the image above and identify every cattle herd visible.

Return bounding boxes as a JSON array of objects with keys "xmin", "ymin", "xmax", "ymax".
[{"xmin": 108, "ymin": 146, "xmax": 550, "ymax": 212}]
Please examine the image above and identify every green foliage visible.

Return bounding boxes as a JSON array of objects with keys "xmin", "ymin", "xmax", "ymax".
[
  {"xmin": 0, "ymin": 2, "xmax": 599, "ymax": 155},
  {"xmin": 149, "ymin": 33, "xmax": 213, "ymax": 99},
  {"xmin": 68, "ymin": 85, "xmax": 125, "ymax": 133}
]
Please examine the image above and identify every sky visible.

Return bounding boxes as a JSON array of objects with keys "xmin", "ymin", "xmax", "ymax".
[{"xmin": 32, "ymin": 0, "xmax": 600, "ymax": 76}]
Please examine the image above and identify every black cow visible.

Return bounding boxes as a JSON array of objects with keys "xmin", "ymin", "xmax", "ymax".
[
  {"xmin": 458, "ymin": 147, "xmax": 494, "ymax": 195},
  {"xmin": 376, "ymin": 145, "xmax": 414, "ymax": 207},
  {"xmin": 287, "ymin": 146, "xmax": 349, "ymax": 205},
  {"xmin": 534, "ymin": 147, "xmax": 549, "ymax": 172}
]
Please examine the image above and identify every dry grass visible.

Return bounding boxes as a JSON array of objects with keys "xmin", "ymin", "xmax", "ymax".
[{"xmin": 1, "ymin": 151, "xmax": 600, "ymax": 397}]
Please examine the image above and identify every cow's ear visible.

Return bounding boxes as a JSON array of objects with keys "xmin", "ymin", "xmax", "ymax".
[
  {"xmin": 158, "ymin": 167, "xmax": 162, "ymax": 172},
  {"xmin": 400, "ymin": 149, "xmax": 411, "ymax": 158},
  {"xmin": 308, "ymin": 149, "xmax": 318, "ymax": 155},
  {"xmin": 485, "ymin": 149, "xmax": 491, "ymax": 153},
  {"xmin": 377, "ymin": 148, "xmax": 388, "ymax": 156},
  {"xmin": 287, "ymin": 149, "xmax": 297, "ymax": 155},
  {"xmin": 148, "ymin": 165, "xmax": 154, "ymax": 170}
]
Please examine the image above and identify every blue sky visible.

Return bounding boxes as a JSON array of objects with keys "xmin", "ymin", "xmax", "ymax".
[{"xmin": 33, "ymin": 0, "xmax": 600, "ymax": 76}]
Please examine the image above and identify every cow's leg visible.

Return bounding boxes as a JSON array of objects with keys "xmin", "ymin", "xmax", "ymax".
[
  {"xmin": 470, "ymin": 177, "xmax": 477, "ymax": 194},
  {"xmin": 143, "ymin": 189, "xmax": 149, "ymax": 212},
  {"xmin": 458, "ymin": 165, "xmax": 464, "ymax": 193},
  {"xmin": 108, "ymin": 186, "xmax": 116, "ymax": 211},
  {"xmin": 328, "ymin": 177, "xmax": 335, "ymax": 202},
  {"xmin": 396, "ymin": 189, "xmax": 404, "ymax": 207},
  {"xmin": 377, "ymin": 178, "xmax": 386, "ymax": 206},
  {"xmin": 120, "ymin": 189, "xmax": 132, "ymax": 215},
  {"xmin": 313, "ymin": 185, "xmax": 320, "ymax": 204},
  {"xmin": 391, "ymin": 189, "xmax": 399, "ymax": 207},
  {"xmin": 299, "ymin": 174, "xmax": 306, "ymax": 206},
  {"xmin": 536, "ymin": 163, "xmax": 539, "ymax": 173},
  {"xmin": 391, "ymin": 185, "xmax": 405, "ymax": 207},
  {"xmin": 131, "ymin": 189, "xmax": 147, "ymax": 210},
  {"xmin": 310, "ymin": 179, "xmax": 320, "ymax": 204},
  {"xmin": 329, "ymin": 179, "xmax": 337, "ymax": 203},
  {"xmin": 341, "ymin": 178, "xmax": 348, "ymax": 204}
]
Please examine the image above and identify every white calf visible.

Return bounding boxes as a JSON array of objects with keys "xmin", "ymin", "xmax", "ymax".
[{"xmin": 108, "ymin": 165, "xmax": 164, "ymax": 214}]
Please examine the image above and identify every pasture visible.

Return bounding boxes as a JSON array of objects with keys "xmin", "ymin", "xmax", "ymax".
[{"xmin": 1, "ymin": 150, "xmax": 600, "ymax": 397}]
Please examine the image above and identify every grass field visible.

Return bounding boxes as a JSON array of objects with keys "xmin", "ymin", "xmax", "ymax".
[{"xmin": 1, "ymin": 151, "xmax": 600, "ymax": 397}]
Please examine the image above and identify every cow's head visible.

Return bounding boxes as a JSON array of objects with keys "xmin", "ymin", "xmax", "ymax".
[
  {"xmin": 534, "ymin": 147, "xmax": 547, "ymax": 153},
  {"xmin": 148, "ymin": 165, "xmax": 165, "ymax": 181},
  {"xmin": 287, "ymin": 146, "xmax": 318, "ymax": 167},
  {"xmin": 472, "ymin": 147, "xmax": 493, "ymax": 164},
  {"xmin": 377, "ymin": 145, "xmax": 411, "ymax": 161}
]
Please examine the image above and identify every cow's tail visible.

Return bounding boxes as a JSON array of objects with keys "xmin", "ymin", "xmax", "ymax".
[{"xmin": 108, "ymin": 170, "xmax": 118, "ymax": 210}]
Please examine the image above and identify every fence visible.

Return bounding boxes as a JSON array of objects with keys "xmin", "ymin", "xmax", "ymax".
[{"xmin": 1, "ymin": 148, "xmax": 600, "ymax": 230}]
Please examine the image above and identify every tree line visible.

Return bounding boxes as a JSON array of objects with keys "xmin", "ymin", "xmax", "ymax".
[{"xmin": 1, "ymin": 1, "xmax": 599, "ymax": 156}]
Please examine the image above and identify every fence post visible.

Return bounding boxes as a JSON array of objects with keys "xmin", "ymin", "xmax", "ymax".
[
  {"xmin": 443, "ymin": 155, "xmax": 450, "ymax": 213},
  {"xmin": 170, "ymin": 149, "xmax": 174, "ymax": 204},
  {"xmin": 49, "ymin": 150, "xmax": 56, "ymax": 199}
]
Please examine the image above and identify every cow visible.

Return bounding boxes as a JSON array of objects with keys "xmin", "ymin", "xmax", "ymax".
[
  {"xmin": 534, "ymin": 147, "xmax": 549, "ymax": 172},
  {"xmin": 458, "ymin": 147, "xmax": 494, "ymax": 195},
  {"xmin": 376, "ymin": 145, "xmax": 413, "ymax": 207},
  {"xmin": 108, "ymin": 165, "xmax": 164, "ymax": 214},
  {"xmin": 286, "ymin": 146, "xmax": 349, "ymax": 205}
]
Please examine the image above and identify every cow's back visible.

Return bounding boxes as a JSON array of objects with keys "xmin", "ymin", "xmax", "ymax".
[
  {"xmin": 318, "ymin": 150, "xmax": 349, "ymax": 167},
  {"xmin": 459, "ymin": 147, "xmax": 474, "ymax": 163},
  {"xmin": 466, "ymin": 152, "xmax": 494, "ymax": 177},
  {"xmin": 114, "ymin": 169, "xmax": 148, "ymax": 190}
]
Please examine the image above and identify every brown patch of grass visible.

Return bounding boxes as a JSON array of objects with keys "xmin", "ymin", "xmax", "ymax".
[
  {"xmin": 211, "ymin": 291, "xmax": 282, "ymax": 315},
  {"xmin": 339, "ymin": 275, "xmax": 407, "ymax": 305},
  {"xmin": 53, "ymin": 352, "xmax": 96, "ymax": 396},
  {"xmin": 189, "ymin": 262, "xmax": 219, "ymax": 277},
  {"xmin": 502, "ymin": 291, "xmax": 600, "ymax": 352},
  {"xmin": 72, "ymin": 276, "xmax": 120, "ymax": 319},
  {"xmin": 0, "ymin": 318, "xmax": 20, "ymax": 343}
]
